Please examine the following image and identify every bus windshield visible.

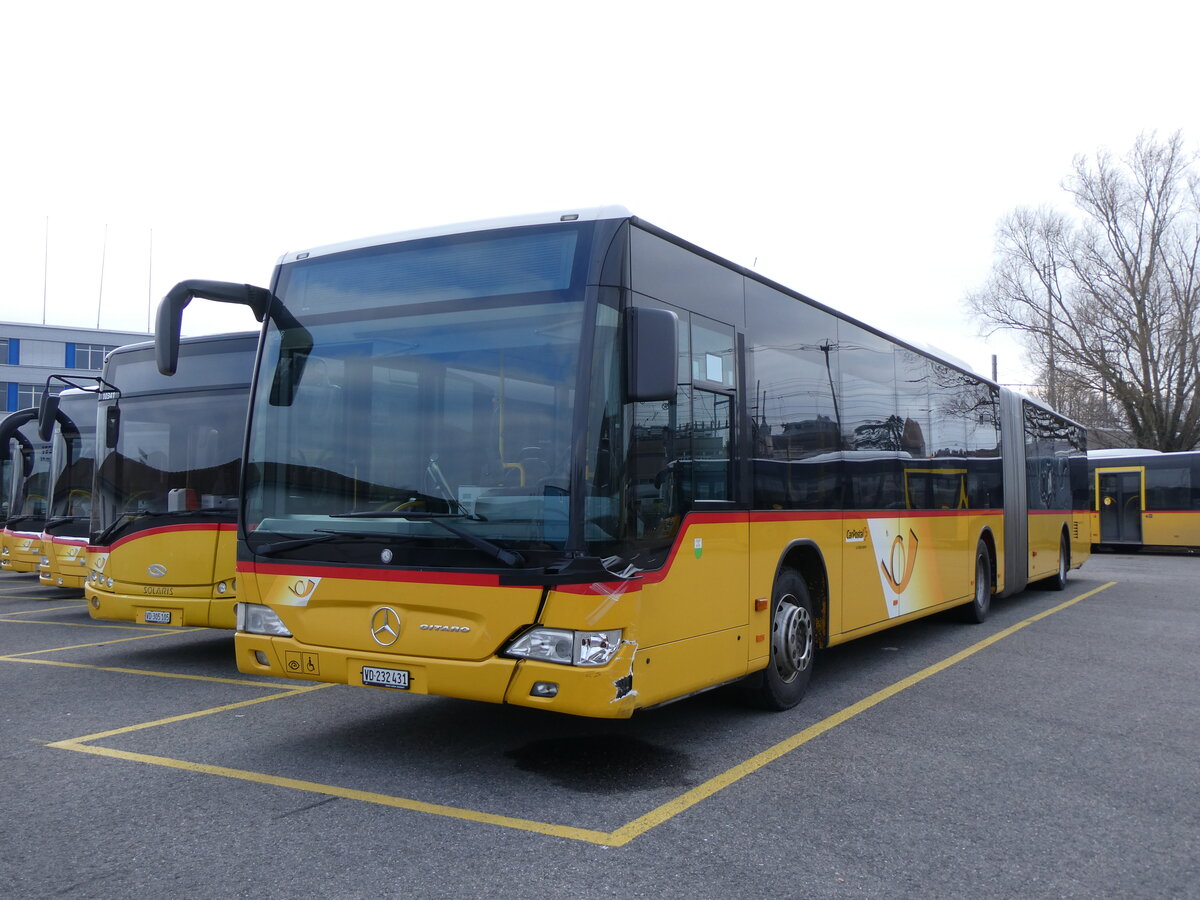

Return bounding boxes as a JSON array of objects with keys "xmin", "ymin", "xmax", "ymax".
[
  {"xmin": 244, "ymin": 224, "xmax": 592, "ymax": 566},
  {"xmin": 48, "ymin": 392, "xmax": 97, "ymax": 521},
  {"xmin": 93, "ymin": 342, "xmax": 252, "ymax": 543},
  {"xmin": 8, "ymin": 421, "xmax": 51, "ymax": 526}
]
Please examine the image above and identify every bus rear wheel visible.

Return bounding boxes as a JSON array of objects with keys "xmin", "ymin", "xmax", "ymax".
[
  {"xmin": 962, "ymin": 540, "xmax": 992, "ymax": 623},
  {"xmin": 745, "ymin": 569, "xmax": 815, "ymax": 710},
  {"xmin": 1046, "ymin": 533, "xmax": 1069, "ymax": 591}
]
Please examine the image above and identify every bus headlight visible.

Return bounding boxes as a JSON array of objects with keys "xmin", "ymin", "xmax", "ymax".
[
  {"xmin": 236, "ymin": 602, "xmax": 292, "ymax": 637},
  {"xmin": 505, "ymin": 627, "xmax": 622, "ymax": 667}
]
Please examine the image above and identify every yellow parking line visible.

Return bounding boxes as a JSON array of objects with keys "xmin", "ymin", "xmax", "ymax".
[
  {"xmin": 607, "ymin": 581, "xmax": 1118, "ymax": 845},
  {"xmin": 0, "ymin": 594, "xmax": 84, "ymax": 602},
  {"xmin": 0, "ymin": 604, "xmax": 88, "ymax": 617},
  {"xmin": 0, "ymin": 628, "xmax": 204, "ymax": 658},
  {"xmin": 51, "ymin": 685, "xmax": 331, "ymax": 744},
  {"xmin": 54, "ymin": 742, "xmax": 615, "ymax": 844},
  {"xmin": 47, "ymin": 582, "xmax": 1117, "ymax": 847},
  {"xmin": 1, "ymin": 618, "xmax": 170, "ymax": 631},
  {"xmin": 3, "ymin": 655, "xmax": 306, "ymax": 689}
]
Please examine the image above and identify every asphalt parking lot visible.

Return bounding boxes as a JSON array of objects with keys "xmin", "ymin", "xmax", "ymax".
[{"xmin": 2, "ymin": 552, "xmax": 1197, "ymax": 899}]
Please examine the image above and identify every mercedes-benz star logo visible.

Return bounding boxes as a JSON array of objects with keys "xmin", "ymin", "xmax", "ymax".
[{"xmin": 370, "ymin": 607, "xmax": 402, "ymax": 646}]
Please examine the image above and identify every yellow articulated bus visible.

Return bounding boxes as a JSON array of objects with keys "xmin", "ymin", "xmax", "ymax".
[
  {"xmin": 155, "ymin": 208, "xmax": 1090, "ymax": 718},
  {"xmin": 1089, "ymin": 449, "xmax": 1200, "ymax": 550},
  {"xmin": 0, "ymin": 408, "xmax": 52, "ymax": 574},
  {"xmin": 83, "ymin": 333, "xmax": 256, "ymax": 627},
  {"xmin": 36, "ymin": 383, "xmax": 101, "ymax": 589}
]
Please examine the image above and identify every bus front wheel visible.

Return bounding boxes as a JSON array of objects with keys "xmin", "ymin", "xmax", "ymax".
[{"xmin": 745, "ymin": 569, "xmax": 815, "ymax": 710}]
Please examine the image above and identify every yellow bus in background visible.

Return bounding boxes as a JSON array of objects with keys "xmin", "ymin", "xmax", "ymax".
[
  {"xmin": 0, "ymin": 408, "xmax": 51, "ymax": 574},
  {"xmin": 84, "ymin": 333, "xmax": 255, "ymax": 627},
  {"xmin": 156, "ymin": 208, "xmax": 1090, "ymax": 718},
  {"xmin": 1090, "ymin": 449, "xmax": 1200, "ymax": 550},
  {"xmin": 37, "ymin": 384, "xmax": 100, "ymax": 589}
]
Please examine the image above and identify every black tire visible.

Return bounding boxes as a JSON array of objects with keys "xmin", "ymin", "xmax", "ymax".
[
  {"xmin": 744, "ymin": 569, "xmax": 816, "ymax": 710},
  {"xmin": 1046, "ymin": 532, "xmax": 1069, "ymax": 591},
  {"xmin": 962, "ymin": 540, "xmax": 992, "ymax": 623}
]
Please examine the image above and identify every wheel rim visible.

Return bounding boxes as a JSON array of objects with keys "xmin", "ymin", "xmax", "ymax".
[
  {"xmin": 772, "ymin": 593, "xmax": 813, "ymax": 683},
  {"xmin": 975, "ymin": 555, "xmax": 989, "ymax": 609},
  {"xmin": 1059, "ymin": 539, "xmax": 1068, "ymax": 580}
]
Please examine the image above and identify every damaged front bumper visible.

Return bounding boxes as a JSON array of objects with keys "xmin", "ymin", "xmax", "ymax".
[{"xmin": 235, "ymin": 633, "xmax": 642, "ymax": 718}]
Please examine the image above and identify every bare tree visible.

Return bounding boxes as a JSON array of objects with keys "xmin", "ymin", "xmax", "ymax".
[{"xmin": 968, "ymin": 132, "xmax": 1200, "ymax": 450}]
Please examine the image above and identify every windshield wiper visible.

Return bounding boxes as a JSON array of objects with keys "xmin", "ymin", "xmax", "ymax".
[
  {"xmin": 252, "ymin": 529, "xmax": 413, "ymax": 556},
  {"xmin": 43, "ymin": 515, "xmax": 87, "ymax": 530},
  {"xmin": 135, "ymin": 508, "xmax": 236, "ymax": 518},
  {"xmin": 330, "ymin": 509, "xmax": 487, "ymax": 522},
  {"xmin": 93, "ymin": 507, "xmax": 236, "ymax": 546},
  {"xmin": 273, "ymin": 514, "xmax": 523, "ymax": 567},
  {"xmin": 332, "ymin": 511, "xmax": 522, "ymax": 567},
  {"xmin": 406, "ymin": 514, "xmax": 524, "ymax": 568},
  {"xmin": 93, "ymin": 513, "xmax": 137, "ymax": 546}
]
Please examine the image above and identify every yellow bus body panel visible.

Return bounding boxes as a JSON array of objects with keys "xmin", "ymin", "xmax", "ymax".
[
  {"xmin": 39, "ymin": 536, "xmax": 89, "ymax": 589},
  {"xmin": 1140, "ymin": 511, "xmax": 1200, "ymax": 547},
  {"xmin": 2, "ymin": 530, "xmax": 44, "ymax": 573},
  {"xmin": 240, "ymin": 511, "xmax": 1021, "ymax": 717},
  {"xmin": 1027, "ymin": 511, "xmax": 1084, "ymax": 580},
  {"xmin": 85, "ymin": 524, "xmax": 239, "ymax": 628}
]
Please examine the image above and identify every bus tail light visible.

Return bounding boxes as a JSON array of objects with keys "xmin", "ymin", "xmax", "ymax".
[
  {"xmin": 505, "ymin": 628, "xmax": 622, "ymax": 667},
  {"xmin": 236, "ymin": 602, "xmax": 292, "ymax": 637}
]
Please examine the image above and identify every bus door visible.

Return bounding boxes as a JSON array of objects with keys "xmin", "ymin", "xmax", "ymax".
[
  {"xmin": 641, "ymin": 312, "xmax": 748, "ymax": 651},
  {"xmin": 1097, "ymin": 468, "xmax": 1144, "ymax": 544}
]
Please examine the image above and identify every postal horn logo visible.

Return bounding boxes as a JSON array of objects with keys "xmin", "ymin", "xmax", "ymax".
[
  {"xmin": 370, "ymin": 607, "xmax": 402, "ymax": 646},
  {"xmin": 288, "ymin": 578, "xmax": 320, "ymax": 602},
  {"xmin": 880, "ymin": 529, "xmax": 919, "ymax": 598}
]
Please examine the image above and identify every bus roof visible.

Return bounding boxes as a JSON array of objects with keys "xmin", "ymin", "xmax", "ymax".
[
  {"xmin": 277, "ymin": 206, "xmax": 634, "ymax": 265},
  {"xmin": 108, "ymin": 330, "xmax": 259, "ymax": 359}
]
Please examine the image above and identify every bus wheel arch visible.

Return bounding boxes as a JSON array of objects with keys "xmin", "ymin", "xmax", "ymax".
[
  {"xmin": 778, "ymin": 541, "xmax": 829, "ymax": 647},
  {"xmin": 744, "ymin": 542, "xmax": 826, "ymax": 710}
]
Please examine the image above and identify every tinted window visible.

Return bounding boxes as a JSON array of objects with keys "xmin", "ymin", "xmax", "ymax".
[
  {"xmin": 745, "ymin": 282, "xmax": 842, "ymax": 509},
  {"xmin": 630, "ymin": 228, "xmax": 745, "ymax": 327}
]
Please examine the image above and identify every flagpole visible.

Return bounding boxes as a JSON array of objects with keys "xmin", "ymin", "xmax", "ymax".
[
  {"xmin": 96, "ymin": 223, "xmax": 108, "ymax": 328},
  {"xmin": 42, "ymin": 216, "xmax": 49, "ymax": 325},
  {"xmin": 146, "ymin": 227, "xmax": 154, "ymax": 332}
]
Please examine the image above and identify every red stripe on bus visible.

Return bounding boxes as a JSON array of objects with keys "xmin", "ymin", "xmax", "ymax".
[{"xmin": 91, "ymin": 521, "xmax": 236, "ymax": 553}]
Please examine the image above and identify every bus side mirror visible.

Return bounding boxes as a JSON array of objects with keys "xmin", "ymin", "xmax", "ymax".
[
  {"xmin": 156, "ymin": 280, "xmax": 274, "ymax": 376},
  {"xmin": 105, "ymin": 406, "xmax": 120, "ymax": 449},
  {"xmin": 626, "ymin": 307, "xmax": 679, "ymax": 403},
  {"xmin": 37, "ymin": 392, "xmax": 60, "ymax": 443}
]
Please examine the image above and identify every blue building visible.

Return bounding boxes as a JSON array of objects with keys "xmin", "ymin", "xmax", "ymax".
[{"xmin": 0, "ymin": 321, "xmax": 151, "ymax": 411}]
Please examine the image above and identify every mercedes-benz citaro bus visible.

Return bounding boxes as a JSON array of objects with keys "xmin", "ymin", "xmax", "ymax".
[
  {"xmin": 84, "ymin": 333, "xmax": 256, "ymax": 627},
  {"xmin": 154, "ymin": 207, "xmax": 1090, "ymax": 718},
  {"xmin": 1089, "ymin": 448, "xmax": 1200, "ymax": 550},
  {"xmin": 0, "ymin": 408, "xmax": 52, "ymax": 573},
  {"xmin": 36, "ymin": 382, "xmax": 100, "ymax": 588}
]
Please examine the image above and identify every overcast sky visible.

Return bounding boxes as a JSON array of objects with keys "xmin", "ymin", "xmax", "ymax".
[{"xmin": 4, "ymin": 0, "xmax": 1198, "ymax": 389}]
